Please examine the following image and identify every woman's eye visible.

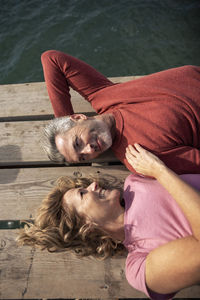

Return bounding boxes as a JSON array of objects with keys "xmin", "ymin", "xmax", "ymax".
[
  {"xmin": 79, "ymin": 190, "xmax": 84, "ymax": 198},
  {"xmin": 79, "ymin": 189, "xmax": 87, "ymax": 199}
]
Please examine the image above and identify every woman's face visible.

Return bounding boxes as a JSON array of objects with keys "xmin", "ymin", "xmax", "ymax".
[{"xmin": 62, "ymin": 182, "xmax": 123, "ymax": 227}]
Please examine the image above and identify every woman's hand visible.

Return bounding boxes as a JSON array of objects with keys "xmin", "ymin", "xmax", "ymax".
[{"xmin": 125, "ymin": 143, "xmax": 166, "ymax": 178}]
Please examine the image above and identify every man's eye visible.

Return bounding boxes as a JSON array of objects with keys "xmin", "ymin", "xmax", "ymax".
[{"xmin": 75, "ymin": 137, "xmax": 79, "ymax": 147}]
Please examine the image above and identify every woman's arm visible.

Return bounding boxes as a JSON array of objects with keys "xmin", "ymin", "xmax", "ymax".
[
  {"xmin": 125, "ymin": 143, "xmax": 200, "ymax": 294},
  {"xmin": 126, "ymin": 143, "xmax": 200, "ymax": 241}
]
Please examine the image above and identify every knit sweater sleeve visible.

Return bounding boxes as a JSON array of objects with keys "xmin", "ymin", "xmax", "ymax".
[
  {"xmin": 158, "ymin": 146, "xmax": 200, "ymax": 174},
  {"xmin": 41, "ymin": 50, "xmax": 113, "ymax": 117}
]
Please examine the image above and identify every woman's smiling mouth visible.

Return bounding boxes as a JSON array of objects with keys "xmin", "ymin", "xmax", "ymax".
[{"xmin": 99, "ymin": 188, "xmax": 106, "ymax": 198}]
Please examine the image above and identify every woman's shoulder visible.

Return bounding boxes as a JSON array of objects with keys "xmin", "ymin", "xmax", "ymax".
[
  {"xmin": 125, "ymin": 173, "xmax": 200, "ymax": 188},
  {"xmin": 124, "ymin": 174, "xmax": 156, "ymax": 189}
]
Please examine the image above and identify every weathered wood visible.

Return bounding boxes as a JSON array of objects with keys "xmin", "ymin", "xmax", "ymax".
[
  {"xmin": 0, "ymin": 230, "xmax": 146, "ymax": 299},
  {"xmin": 1, "ymin": 230, "xmax": 200, "ymax": 299},
  {"xmin": 0, "ymin": 120, "xmax": 47, "ymax": 163},
  {"xmin": 176, "ymin": 286, "xmax": 200, "ymax": 298},
  {"xmin": 0, "ymin": 120, "xmax": 118, "ymax": 164},
  {"xmin": 0, "ymin": 166, "xmax": 130, "ymax": 220},
  {"xmin": 0, "ymin": 76, "xmax": 142, "ymax": 118},
  {"xmin": 1, "ymin": 75, "xmax": 200, "ymax": 299}
]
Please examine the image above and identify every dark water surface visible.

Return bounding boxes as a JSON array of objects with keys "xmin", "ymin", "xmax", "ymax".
[{"xmin": 0, "ymin": 0, "xmax": 200, "ymax": 84}]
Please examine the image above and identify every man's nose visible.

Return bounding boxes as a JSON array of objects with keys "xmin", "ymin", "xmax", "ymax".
[
  {"xmin": 87, "ymin": 181, "xmax": 99, "ymax": 192},
  {"xmin": 81, "ymin": 144, "xmax": 95, "ymax": 154}
]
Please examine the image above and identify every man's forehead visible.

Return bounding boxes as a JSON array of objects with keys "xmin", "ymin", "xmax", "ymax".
[
  {"xmin": 63, "ymin": 139, "xmax": 79, "ymax": 163},
  {"xmin": 55, "ymin": 133, "xmax": 79, "ymax": 162}
]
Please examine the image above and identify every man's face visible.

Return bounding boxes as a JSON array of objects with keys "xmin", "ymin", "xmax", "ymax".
[{"xmin": 55, "ymin": 118, "xmax": 112, "ymax": 162}]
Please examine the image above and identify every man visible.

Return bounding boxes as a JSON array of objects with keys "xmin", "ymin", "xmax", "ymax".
[{"xmin": 41, "ymin": 50, "xmax": 200, "ymax": 174}]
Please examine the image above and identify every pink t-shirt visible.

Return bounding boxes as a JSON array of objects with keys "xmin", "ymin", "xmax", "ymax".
[{"xmin": 123, "ymin": 174, "xmax": 200, "ymax": 300}]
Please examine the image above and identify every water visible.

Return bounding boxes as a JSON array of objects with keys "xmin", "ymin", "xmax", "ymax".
[{"xmin": 0, "ymin": 0, "xmax": 200, "ymax": 84}]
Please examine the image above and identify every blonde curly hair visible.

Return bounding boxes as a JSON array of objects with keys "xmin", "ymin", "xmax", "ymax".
[{"xmin": 17, "ymin": 176, "xmax": 126, "ymax": 260}]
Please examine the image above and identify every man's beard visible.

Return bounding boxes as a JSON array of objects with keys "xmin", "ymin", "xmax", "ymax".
[
  {"xmin": 92, "ymin": 119, "xmax": 113, "ymax": 152},
  {"xmin": 98, "ymin": 129, "xmax": 112, "ymax": 151}
]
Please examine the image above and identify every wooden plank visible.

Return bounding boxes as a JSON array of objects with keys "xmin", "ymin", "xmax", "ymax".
[
  {"xmin": 0, "ymin": 120, "xmax": 118, "ymax": 164},
  {"xmin": 0, "ymin": 230, "xmax": 146, "ymax": 299},
  {"xmin": 1, "ymin": 230, "xmax": 200, "ymax": 299},
  {"xmin": 0, "ymin": 76, "xmax": 142, "ymax": 118},
  {"xmin": 0, "ymin": 120, "xmax": 47, "ymax": 163},
  {"xmin": 0, "ymin": 166, "xmax": 130, "ymax": 220},
  {"xmin": 176, "ymin": 286, "xmax": 200, "ymax": 298}
]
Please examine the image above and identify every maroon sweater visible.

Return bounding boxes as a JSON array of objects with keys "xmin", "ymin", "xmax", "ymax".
[{"xmin": 41, "ymin": 50, "xmax": 200, "ymax": 174}]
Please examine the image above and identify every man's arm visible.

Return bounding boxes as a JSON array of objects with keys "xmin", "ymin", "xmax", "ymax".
[
  {"xmin": 41, "ymin": 50, "xmax": 74, "ymax": 117},
  {"xmin": 41, "ymin": 50, "xmax": 113, "ymax": 117},
  {"xmin": 157, "ymin": 145, "xmax": 200, "ymax": 174},
  {"xmin": 124, "ymin": 145, "xmax": 200, "ymax": 175}
]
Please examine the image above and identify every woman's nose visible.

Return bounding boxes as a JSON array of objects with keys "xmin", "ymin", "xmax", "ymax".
[{"xmin": 87, "ymin": 181, "xmax": 99, "ymax": 192}]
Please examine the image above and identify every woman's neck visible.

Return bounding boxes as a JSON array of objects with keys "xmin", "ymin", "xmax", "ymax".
[{"xmin": 103, "ymin": 211, "xmax": 125, "ymax": 242}]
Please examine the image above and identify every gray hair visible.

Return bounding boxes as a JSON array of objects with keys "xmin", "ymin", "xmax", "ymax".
[{"xmin": 43, "ymin": 116, "xmax": 75, "ymax": 163}]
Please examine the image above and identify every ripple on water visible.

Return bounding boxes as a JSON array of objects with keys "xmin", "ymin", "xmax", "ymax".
[{"xmin": 0, "ymin": 0, "xmax": 200, "ymax": 84}]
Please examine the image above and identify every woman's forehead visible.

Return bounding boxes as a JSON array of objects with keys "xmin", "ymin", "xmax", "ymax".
[{"xmin": 62, "ymin": 188, "xmax": 78, "ymax": 207}]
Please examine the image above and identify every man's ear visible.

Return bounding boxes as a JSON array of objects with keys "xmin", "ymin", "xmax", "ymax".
[{"xmin": 69, "ymin": 114, "xmax": 88, "ymax": 122}]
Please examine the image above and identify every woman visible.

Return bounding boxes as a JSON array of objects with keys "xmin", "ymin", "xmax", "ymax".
[{"xmin": 17, "ymin": 144, "xmax": 200, "ymax": 299}]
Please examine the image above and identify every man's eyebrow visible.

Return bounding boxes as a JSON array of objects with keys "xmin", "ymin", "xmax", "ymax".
[
  {"xmin": 72, "ymin": 136, "xmax": 77, "ymax": 151},
  {"xmin": 72, "ymin": 137, "xmax": 86, "ymax": 163},
  {"xmin": 70, "ymin": 137, "xmax": 80, "ymax": 163}
]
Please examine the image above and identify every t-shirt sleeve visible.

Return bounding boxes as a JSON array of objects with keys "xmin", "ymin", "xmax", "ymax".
[{"xmin": 125, "ymin": 251, "xmax": 177, "ymax": 300}]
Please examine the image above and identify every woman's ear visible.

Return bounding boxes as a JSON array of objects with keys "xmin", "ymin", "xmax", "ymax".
[{"xmin": 69, "ymin": 114, "xmax": 88, "ymax": 122}]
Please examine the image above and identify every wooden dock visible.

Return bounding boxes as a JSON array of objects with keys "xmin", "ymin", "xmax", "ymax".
[{"xmin": 0, "ymin": 76, "xmax": 200, "ymax": 299}]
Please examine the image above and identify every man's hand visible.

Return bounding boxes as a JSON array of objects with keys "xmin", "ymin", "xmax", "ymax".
[{"xmin": 125, "ymin": 143, "xmax": 166, "ymax": 178}]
